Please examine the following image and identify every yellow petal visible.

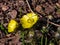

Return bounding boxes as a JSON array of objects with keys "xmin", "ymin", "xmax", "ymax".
[{"xmin": 8, "ymin": 20, "xmax": 18, "ymax": 32}]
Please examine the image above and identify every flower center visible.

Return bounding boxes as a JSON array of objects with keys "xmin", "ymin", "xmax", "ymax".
[{"xmin": 27, "ymin": 18, "xmax": 34, "ymax": 23}]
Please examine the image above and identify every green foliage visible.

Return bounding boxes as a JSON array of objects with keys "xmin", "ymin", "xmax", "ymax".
[
  {"xmin": 0, "ymin": 23, "xmax": 8, "ymax": 34},
  {"xmin": 41, "ymin": 26, "xmax": 48, "ymax": 33}
]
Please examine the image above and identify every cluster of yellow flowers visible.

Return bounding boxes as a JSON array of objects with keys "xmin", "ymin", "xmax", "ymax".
[{"xmin": 8, "ymin": 13, "xmax": 39, "ymax": 33}]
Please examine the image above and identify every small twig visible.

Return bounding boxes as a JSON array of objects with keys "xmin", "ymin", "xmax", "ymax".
[
  {"xmin": 0, "ymin": 36, "xmax": 15, "ymax": 41},
  {"xmin": 26, "ymin": 0, "xmax": 34, "ymax": 13},
  {"xmin": 47, "ymin": 18, "xmax": 49, "ymax": 27},
  {"xmin": 48, "ymin": 21, "xmax": 60, "ymax": 27}
]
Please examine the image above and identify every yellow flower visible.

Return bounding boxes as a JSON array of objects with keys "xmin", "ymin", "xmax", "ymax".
[
  {"xmin": 8, "ymin": 19, "xmax": 18, "ymax": 33},
  {"xmin": 20, "ymin": 13, "xmax": 39, "ymax": 28}
]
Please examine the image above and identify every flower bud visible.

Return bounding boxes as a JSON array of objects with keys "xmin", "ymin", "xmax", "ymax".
[{"xmin": 8, "ymin": 19, "xmax": 18, "ymax": 33}]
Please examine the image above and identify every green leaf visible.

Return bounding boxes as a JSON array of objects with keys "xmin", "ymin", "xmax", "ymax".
[
  {"xmin": 0, "ymin": 24, "xmax": 4, "ymax": 30},
  {"xmin": 0, "ymin": 24, "xmax": 8, "ymax": 34}
]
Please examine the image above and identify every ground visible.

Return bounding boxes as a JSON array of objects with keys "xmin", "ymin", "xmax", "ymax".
[{"xmin": 0, "ymin": 0, "xmax": 60, "ymax": 45}]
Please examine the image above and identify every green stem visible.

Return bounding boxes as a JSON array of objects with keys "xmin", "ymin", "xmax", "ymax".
[
  {"xmin": 21, "ymin": 31, "xmax": 25, "ymax": 45},
  {"xmin": 41, "ymin": 35, "xmax": 43, "ymax": 45},
  {"xmin": 5, "ymin": 30, "xmax": 8, "ymax": 34},
  {"xmin": 45, "ymin": 37, "xmax": 47, "ymax": 45}
]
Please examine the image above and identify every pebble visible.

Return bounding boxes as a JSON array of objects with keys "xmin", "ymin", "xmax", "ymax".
[
  {"xmin": 2, "ymin": 5, "xmax": 9, "ymax": 11},
  {"xmin": 8, "ymin": 10, "xmax": 17, "ymax": 19}
]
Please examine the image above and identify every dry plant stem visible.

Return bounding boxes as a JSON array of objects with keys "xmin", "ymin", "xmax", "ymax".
[
  {"xmin": 26, "ymin": 0, "xmax": 34, "ymax": 13},
  {"xmin": 48, "ymin": 21, "xmax": 60, "ymax": 27},
  {"xmin": 0, "ymin": 36, "xmax": 15, "ymax": 41}
]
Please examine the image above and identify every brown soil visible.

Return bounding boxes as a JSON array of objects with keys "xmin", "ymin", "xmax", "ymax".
[{"xmin": 0, "ymin": 0, "xmax": 60, "ymax": 45}]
